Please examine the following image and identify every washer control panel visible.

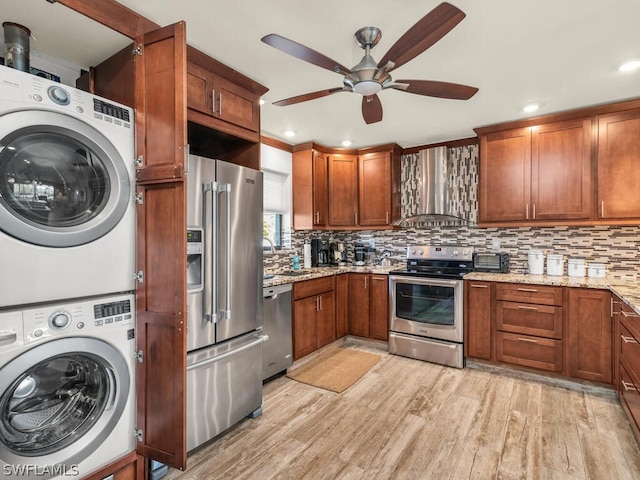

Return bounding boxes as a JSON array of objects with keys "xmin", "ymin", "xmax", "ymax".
[{"xmin": 19, "ymin": 294, "xmax": 135, "ymax": 344}]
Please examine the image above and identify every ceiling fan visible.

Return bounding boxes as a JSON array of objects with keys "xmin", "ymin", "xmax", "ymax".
[{"xmin": 261, "ymin": 2, "xmax": 478, "ymax": 125}]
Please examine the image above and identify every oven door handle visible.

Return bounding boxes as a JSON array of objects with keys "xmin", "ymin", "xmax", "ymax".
[{"xmin": 389, "ymin": 275, "xmax": 461, "ymax": 288}]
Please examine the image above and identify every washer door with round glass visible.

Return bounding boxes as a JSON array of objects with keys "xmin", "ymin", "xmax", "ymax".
[
  {"xmin": 0, "ymin": 110, "xmax": 131, "ymax": 247},
  {"xmin": 0, "ymin": 337, "xmax": 130, "ymax": 470}
]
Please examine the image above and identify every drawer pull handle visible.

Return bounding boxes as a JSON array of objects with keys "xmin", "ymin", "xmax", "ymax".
[
  {"xmin": 621, "ymin": 335, "xmax": 638, "ymax": 344},
  {"xmin": 470, "ymin": 284, "xmax": 488, "ymax": 289},
  {"xmin": 517, "ymin": 337, "xmax": 538, "ymax": 343},
  {"xmin": 517, "ymin": 288, "xmax": 538, "ymax": 293},
  {"xmin": 622, "ymin": 380, "xmax": 637, "ymax": 392},
  {"xmin": 517, "ymin": 306, "xmax": 538, "ymax": 311},
  {"xmin": 621, "ymin": 310, "xmax": 640, "ymax": 318}
]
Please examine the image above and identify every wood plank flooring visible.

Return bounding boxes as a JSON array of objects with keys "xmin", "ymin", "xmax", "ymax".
[{"xmin": 166, "ymin": 338, "xmax": 640, "ymax": 480}]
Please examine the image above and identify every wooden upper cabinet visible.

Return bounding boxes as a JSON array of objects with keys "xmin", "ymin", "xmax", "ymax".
[
  {"xmin": 186, "ymin": 62, "xmax": 259, "ymax": 133},
  {"xmin": 328, "ymin": 153, "xmax": 358, "ymax": 226},
  {"xmin": 597, "ymin": 109, "xmax": 640, "ymax": 220},
  {"xmin": 479, "ymin": 119, "xmax": 593, "ymax": 224},
  {"xmin": 359, "ymin": 151, "xmax": 391, "ymax": 226},
  {"xmin": 531, "ymin": 119, "xmax": 592, "ymax": 220},
  {"xmin": 479, "ymin": 128, "xmax": 531, "ymax": 223},
  {"xmin": 292, "ymin": 148, "xmax": 327, "ymax": 230},
  {"xmin": 134, "ymin": 22, "xmax": 187, "ymax": 470}
]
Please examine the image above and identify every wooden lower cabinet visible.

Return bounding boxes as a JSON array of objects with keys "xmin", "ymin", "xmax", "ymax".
[
  {"xmin": 567, "ymin": 288, "xmax": 612, "ymax": 383},
  {"xmin": 496, "ymin": 331, "xmax": 563, "ymax": 373},
  {"xmin": 348, "ymin": 274, "xmax": 371, "ymax": 337},
  {"xmin": 335, "ymin": 274, "xmax": 349, "ymax": 338},
  {"xmin": 292, "ymin": 277, "xmax": 336, "ymax": 360},
  {"xmin": 82, "ymin": 452, "xmax": 143, "ymax": 480},
  {"xmin": 370, "ymin": 275, "xmax": 389, "ymax": 341},
  {"xmin": 464, "ymin": 281, "xmax": 493, "ymax": 360}
]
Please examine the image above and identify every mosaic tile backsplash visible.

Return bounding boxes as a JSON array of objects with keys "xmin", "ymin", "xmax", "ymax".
[{"xmin": 266, "ymin": 145, "xmax": 640, "ymax": 282}]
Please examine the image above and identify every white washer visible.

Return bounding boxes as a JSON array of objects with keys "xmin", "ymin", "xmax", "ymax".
[
  {"xmin": 0, "ymin": 65, "xmax": 136, "ymax": 308},
  {"xmin": 0, "ymin": 293, "xmax": 136, "ymax": 479}
]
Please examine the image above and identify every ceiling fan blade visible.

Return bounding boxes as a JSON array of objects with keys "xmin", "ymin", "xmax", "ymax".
[
  {"xmin": 378, "ymin": 2, "xmax": 466, "ymax": 72},
  {"xmin": 261, "ymin": 33, "xmax": 351, "ymax": 75},
  {"xmin": 392, "ymin": 80, "xmax": 478, "ymax": 100},
  {"xmin": 362, "ymin": 95, "xmax": 383, "ymax": 124},
  {"xmin": 272, "ymin": 87, "xmax": 348, "ymax": 106}
]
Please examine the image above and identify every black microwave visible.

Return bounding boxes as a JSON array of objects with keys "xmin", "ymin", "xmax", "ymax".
[{"xmin": 472, "ymin": 252, "xmax": 510, "ymax": 273}]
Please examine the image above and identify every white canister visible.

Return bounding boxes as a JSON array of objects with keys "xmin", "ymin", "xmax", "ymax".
[
  {"xmin": 527, "ymin": 250, "xmax": 545, "ymax": 275},
  {"xmin": 567, "ymin": 258, "xmax": 586, "ymax": 277},
  {"xmin": 588, "ymin": 263, "xmax": 607, "ymax": 278},
  {"xmin": 546, "ymin": 254, "xmax": 564, "ymax": 276}
]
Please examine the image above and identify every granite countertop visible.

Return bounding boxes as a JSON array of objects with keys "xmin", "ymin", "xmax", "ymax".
[
  {"xmin": 464, "ymin": 272, "xmax": 640, "ymax": 316},
  {"xmin": 263, "ymin": 265, "xmax": 398, "ymax": 288}
]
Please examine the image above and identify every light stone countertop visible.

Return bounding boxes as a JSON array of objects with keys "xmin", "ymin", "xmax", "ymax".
[
  {"xmin": 263, "ymin": 265, "xmax": 399, "ymax": 288},
  {"xmin": 464, "ymin": 272, "xmax": 640, "ymax": 316}
]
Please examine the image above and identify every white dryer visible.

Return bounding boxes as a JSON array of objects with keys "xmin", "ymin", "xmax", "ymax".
[
  {"xmin": 0, "ymin": 65, "xmax": 136, "ymax": 308},
  {"xmin": 0, "ymin": 293, "xmax": 136, "ymax": 479}
]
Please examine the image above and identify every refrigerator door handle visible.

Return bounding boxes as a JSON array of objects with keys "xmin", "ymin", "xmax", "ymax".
[
  {"xmin": 186, "ymin": 334, "xmax": 268, "ymax": 371},
  {"xmin": 203, "ymin": 182, "xmax": 218, "ymax": 323},
  {"xmin": 219, "ymin": 183, "xmax": 232, "ymax": 321}
]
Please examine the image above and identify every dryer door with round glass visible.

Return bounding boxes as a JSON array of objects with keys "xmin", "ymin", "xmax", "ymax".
[
  {"xmin": 0, "ymin": 110, "xmax": 131, "ymax": 247},
  {"xmin": 0, "ymin": 337, "xmax": 130, "ymax": 470}
]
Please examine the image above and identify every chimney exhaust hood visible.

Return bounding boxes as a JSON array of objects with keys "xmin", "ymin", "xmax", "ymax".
[{"xmin": 395, "ymin": 146, "xmax": 471, "ymax": 226}]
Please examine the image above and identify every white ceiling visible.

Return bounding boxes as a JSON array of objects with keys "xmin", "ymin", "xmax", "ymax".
[{"xmin": 2, "ymin": 0, "xmax": 640, "ymax": 149}]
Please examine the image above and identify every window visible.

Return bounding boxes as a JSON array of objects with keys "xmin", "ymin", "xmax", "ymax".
[{"xmin": 263, "ymin": 169, "xmax": 287, "ymax": 250}]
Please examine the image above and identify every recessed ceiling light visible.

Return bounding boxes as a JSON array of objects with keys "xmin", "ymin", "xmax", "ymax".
[
  {"xmin": 259, "ymin": 98, "xmax": 266, "ymax": 106},
  {"xmin": 284, "ymin": 130, "xmax": 295, "ymax": 138},
  {"xmin": 523, "ymin": 103, "xmax": 539, "ymax": 113},
  {"xmin": 342, "ymin": 140, "xmax": 352, "ymax": 147},
  {"xmin": 619, "ymin": 60, "xmax": 640, "ymax": 72}
]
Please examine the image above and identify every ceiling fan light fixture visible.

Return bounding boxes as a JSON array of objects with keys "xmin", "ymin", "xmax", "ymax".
[{"xmin": 353, "ymin": 80, "xmax": 382, "ymax": 96}]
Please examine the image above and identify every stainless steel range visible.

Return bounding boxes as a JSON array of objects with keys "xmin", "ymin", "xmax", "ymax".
[{"xmin": 388, "ymin": 245, "xmax": 474, "ymax": 368}]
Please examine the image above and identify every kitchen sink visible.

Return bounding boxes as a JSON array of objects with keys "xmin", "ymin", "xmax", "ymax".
[
  {"xmin": 263, "ymin": 274, "xmax": 275, "ymax": 280},
  {"xmin": 277, "ymin": 271, "xmax": 309, "ymax": 277}
]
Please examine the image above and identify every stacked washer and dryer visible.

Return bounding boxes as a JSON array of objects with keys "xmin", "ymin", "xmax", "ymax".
[{"xmin": 0, "ymin": 65, "xmax": 137, "ymax": 478}]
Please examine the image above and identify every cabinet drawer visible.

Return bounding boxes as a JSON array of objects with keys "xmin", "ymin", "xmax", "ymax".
[
  {"xmin": 620, "ymin": 322, "xmax": 640, "ymax": 386},
  {"xmin": 496, "ymin": 301, "xmax": 563, "ymax": 339},
  {"xmin": 496, "ymin": 283, "xmax": 563, "ymax": 306},
  {"xmin": 293, "ymin": 276, "xmax": 335, "ymax": 300},
  {"xmin": 620, "ymin": 302, "xmax": 640, "ymax": 340},
  {"xmin": 620, "ymin": 364, "xmax": 640, "ymax": 436},
  {"xmin": 496, "ymin": 331, "xmax": 563, "ymax": 372}
]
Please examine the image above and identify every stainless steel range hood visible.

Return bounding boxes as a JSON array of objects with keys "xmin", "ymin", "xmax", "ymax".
[{"xmin": 395, "ymin": 146, "xmax": 470, "ymax": 226}]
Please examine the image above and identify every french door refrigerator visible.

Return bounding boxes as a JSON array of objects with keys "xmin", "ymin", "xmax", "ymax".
[{"xmin": 185, "ymin": 155, "xmax": 265, "ymax": 451}]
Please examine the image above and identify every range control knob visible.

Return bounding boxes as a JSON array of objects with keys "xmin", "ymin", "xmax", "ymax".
[
  {"xmin": 417, "ymin": 249, "xmax": 423, "ymax": 255},
  {"xmin": 49, "ymin": 311, "xmax": 71, "ymax": 330},
  {"xmin": 47, "ymin": 85, "xmax": 71, "ymax": 105},
  {"xmin": 453, "ymin": 249, "xmax": 459, "ymax": 255}
]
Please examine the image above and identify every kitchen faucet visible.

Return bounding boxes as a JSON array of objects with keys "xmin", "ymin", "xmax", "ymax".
[{"xmin": 263, "ymin": 237, "xmax": 275, "ymax": 254}]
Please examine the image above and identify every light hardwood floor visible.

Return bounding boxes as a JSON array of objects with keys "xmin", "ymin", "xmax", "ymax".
[{"xmin": 167, "ymin": 338, "xmax": 640, "ymax": 480}]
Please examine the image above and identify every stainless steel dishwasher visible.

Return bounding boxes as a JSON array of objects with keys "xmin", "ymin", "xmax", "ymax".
[{"xmin": 262, "ymin": 283, "xmax": 293, "ymax": 381}]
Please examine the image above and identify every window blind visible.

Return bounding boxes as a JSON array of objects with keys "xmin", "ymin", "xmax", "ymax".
[{"xmin": 263, "ymin": 170, "xmax": 287, "ymax": 213}]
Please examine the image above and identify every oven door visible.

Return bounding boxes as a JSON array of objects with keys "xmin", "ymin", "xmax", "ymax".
[{"xmin": 389, "ymin": 275, "xmax": 463, "ymax": 343}]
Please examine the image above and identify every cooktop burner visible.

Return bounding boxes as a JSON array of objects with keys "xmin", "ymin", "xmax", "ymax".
[{"xmin": 391, "ymin": 245, "xmax": 474, "ymax": 279}]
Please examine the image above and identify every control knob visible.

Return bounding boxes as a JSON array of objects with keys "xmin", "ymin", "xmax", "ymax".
[{"xmin": 49, "ymin": 311, "xmax": 71, "ymax": 330}]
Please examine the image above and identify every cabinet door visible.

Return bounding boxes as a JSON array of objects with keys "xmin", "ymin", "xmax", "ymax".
[
  {"xmin": 335, "ymin": 274, "xmax": 349, "ymax": 338},
  {"xmin": 312, "ymin": 151, "xmax": 328, "ymax": 226},
  {"xmin": 134, "ymin": 22, "xmax": 187, "ymax": 470},
  {"xmin": 531, "ymin": 119, "xmax": 592, "ymax": 220},
  {"xmin": 328, "ymin": 154, "xmax": 358, "ymax": 226},
  {"xmin": 348, "ymin": 274, "xmax": 370, "ymax": 337},
  {"xmin": 359, "ymin": 152, "xmax": 391, "ymax": 226},
  {"xmin": 317, "ymin": 291, "xmax": 336, "ymax": 348},
  {"xmin": 597, "ymin": 109, "xmax": 640, "ymax": 220},
  {"xmin": 186, "ymin": 61, "xmax": 214, "ymax": 115},
  {"xmin": 370, "ymin": 275, "xmax": 389, "ymax": 340},
  {"xmin": 479, "ymin": 128, "xmax": 531, "ymax": 223},
  {"xmin": 293, "ymin": 296, "xmax": 319, "ymax": 360},
  {"xmin": 464, "ymin": 281, "xmax": 492, "ymax": 360},
  {"xmin": 567, "ymin": 288, "xmax": 612, "ymax": 383},
  {"xmin": 214, "ymin": 75, "xmax": 259, "ymax": 132}
]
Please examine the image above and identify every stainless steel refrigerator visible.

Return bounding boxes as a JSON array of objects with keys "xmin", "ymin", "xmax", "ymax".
[{"xmin": 185, "ymin": 155, "xmax": 265, "ymax": 452}]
